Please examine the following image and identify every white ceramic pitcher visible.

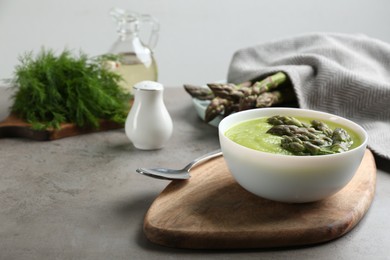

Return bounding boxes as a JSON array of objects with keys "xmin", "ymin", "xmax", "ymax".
[{"xmin": 125, "ymin": 81, "xmax": 173, "ymax": 150}]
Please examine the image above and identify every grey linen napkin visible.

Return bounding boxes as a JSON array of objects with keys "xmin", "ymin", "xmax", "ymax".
[{"xmin": 227, "ymin": 32, "xmax": 390, "ymax": 160}]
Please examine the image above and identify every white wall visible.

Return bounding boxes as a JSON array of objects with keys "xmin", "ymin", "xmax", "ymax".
[{"xmin": 1, "ymin": 0, "xmax": 390, "ymax": 86}]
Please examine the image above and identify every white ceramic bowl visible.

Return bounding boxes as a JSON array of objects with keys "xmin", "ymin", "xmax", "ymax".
[{"xmin": 218, "ymin": 108, "xmax": 368, "ymax": 203}]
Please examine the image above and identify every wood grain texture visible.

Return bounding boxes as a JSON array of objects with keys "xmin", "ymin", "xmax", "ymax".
[
  {"xmin": 0, "ymin": 114, "xmax": 123, "ymax": 141},
  {"xmin": 144, "ymin": 149, "xmax": 376, "ymax": 249}
]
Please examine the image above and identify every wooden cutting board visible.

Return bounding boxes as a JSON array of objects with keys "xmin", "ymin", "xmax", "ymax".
[
  {"xmin": 144, "ymin": 149, "xmax": 376, "ymax": 249},
  {"xmin": 0, "ymin": 114, "xmax": 123, "ymax": 141}
]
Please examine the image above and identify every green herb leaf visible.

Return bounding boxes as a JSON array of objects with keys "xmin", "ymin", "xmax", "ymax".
[{"xmin": 11, "ymin": 48, "xmax": 131, "ymax": 129}]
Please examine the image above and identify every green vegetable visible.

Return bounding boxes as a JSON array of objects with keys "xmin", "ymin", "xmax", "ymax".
[
  {"xmin": 183, "ymin": 72, "xmax": 298, "ymax": 123},
  {"xmin": 10, "ymin": 48, "xmax": 131, "ymax": 130},
  {"xmin": 205, "ymin": 72, "xmax": 289, "ymax": 122},
  {"xmin": 266, "ymin": 115, "xmax": 353, "ymax": 156}
]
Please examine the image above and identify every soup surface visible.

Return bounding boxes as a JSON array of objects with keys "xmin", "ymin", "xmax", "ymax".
[{"xmin": 225, "ymin": 116, "xmax": 362, "ymax": 155}]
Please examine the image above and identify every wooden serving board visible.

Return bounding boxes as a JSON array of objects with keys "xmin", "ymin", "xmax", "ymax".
[
  {"xmin": 0, "ymin": 114, "xmax": 123, "ymax": 141},
  {"xmin": 144, "ymin": 149, "xmax": 376, "ymax": 249}
]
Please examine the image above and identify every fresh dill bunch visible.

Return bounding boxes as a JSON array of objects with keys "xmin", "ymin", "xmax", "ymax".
[{"xmin": 11, "ymin": 48, "xmax": 132, "ymax": 130}]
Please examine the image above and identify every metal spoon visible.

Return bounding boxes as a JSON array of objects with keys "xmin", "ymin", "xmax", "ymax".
[{"xmin": 136, "ymin": 149, "xmax": 222, "ymax": 180}]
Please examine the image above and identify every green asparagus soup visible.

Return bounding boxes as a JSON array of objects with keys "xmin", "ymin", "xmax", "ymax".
[{"xmin": 225, "ymin": 116, "xmax": 362, "ymax": 155}]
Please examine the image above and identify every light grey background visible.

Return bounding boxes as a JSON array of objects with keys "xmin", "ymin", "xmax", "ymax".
[
  {"xmin": 1, "ymin": 2, "xmax": 390, "ymax": 258},
  {"xmin": 1, "ymin": 0, "xmax": 390, "ymax": 87}
]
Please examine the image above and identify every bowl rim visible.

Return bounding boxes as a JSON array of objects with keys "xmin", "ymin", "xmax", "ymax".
[{"xmin": 218, "ymin": 107, "xmax": 368, "ymax": 158}]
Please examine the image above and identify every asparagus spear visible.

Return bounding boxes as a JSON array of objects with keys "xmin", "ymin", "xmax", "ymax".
[
  {"xmin": 238, "ymin": 95, "xmax": 257, "ymax": 111},
  {"xmin": 184, "ymin": 72, "xmax": 297, "ymax": 123},
  {"xmin": 207, "ymin": 83, "xmax": 244, "ymax": 102},
  {"xmin": 281, "ymin": 136, "xmax": 334, "ymax": 156},
  {"xmin": 183, "ymin": 84, "xmax": 214, "ymax": 100},
  {"xmin": 256, "ymin": 92, "xmax": 282, "ymax": 108},
  {"xmin": 207, "ymin": 72, "xmax": 287, "ymax": 100},
  {"xmin": 267, "ymin": 115, "xmax": 304, "ymax": 127},
  {"xmin": 311, "ymin": 120, "xmax": 333, "ymax": 137},
  {"xmin": 330, "ymin": 128, "xmax": 353, "ymax": 153},
  {"xmin": 266, "ymin": 115, "xmax": 352, "ymax": 156},
  {"xmin": 204, "ymin": 97, "xmax": 233, "ymax": 123},
  {"xmin": 251, "ymin": 72, "xmax": 287, "ymax": 95},
  {"xmin": 204, "ymin": 73, "xmax": 291, "ymax": 122}
]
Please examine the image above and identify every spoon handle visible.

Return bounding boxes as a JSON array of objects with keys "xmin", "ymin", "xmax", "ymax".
[{"xmin": 183, "ymin": 149, "xmax": 223, "ymax": 172}]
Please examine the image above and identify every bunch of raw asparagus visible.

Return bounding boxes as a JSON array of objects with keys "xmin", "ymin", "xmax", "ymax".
[
  {"xmin": 266, "ymin": 115, "xmax": 353, "ymax": 156},
  {"xmin": 184, "ymin": 72, "xmax": 297, "ymax": 123}
]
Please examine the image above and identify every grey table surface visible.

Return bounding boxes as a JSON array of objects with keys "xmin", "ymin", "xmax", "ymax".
[{"xmin": 1, "ymin": 87, "xmax": 390, "ymax": 260}]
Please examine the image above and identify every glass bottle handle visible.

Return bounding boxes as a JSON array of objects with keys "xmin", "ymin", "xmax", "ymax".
[{"xmin": 139, "ymin": 14, "xmax": 160, "ymax": 51}]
